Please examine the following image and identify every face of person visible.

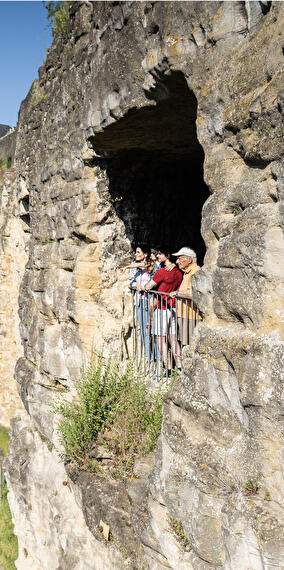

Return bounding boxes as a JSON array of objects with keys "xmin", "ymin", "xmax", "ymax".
[
  {"xmin": 157, "ymin": 252, "xmax": 168, "ymax": 263},
  {"xmin": 176, "ymin": 255, "xmax": 192, "ymax": 270},
  {"xmin": 135, "ymin": 247, "xmax": 146, "ymax": 261}
]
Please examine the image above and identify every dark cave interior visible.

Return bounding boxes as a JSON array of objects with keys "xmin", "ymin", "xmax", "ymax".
[{"xmin": 90, "ymin": 71, "xmax": 210, "ymax": 265}]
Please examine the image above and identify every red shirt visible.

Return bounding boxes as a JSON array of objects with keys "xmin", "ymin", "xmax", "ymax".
[{"xmin": 153, "ymin": 267, "xmax": 182, "ymax": 309}]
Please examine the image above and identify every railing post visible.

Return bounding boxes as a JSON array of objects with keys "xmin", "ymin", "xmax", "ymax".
[{"xmin": 129, "ymin": 286, "xmax": 201, "ymax": 378}]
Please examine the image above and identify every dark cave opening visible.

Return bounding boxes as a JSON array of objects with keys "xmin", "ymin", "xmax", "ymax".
[
  {"xmin": 19, "ymin": 195, "xmax": 30, "ymax": 229},
  {"xmin": 90, "ymin": 71, "xmax": 209, "ymax": 265}
]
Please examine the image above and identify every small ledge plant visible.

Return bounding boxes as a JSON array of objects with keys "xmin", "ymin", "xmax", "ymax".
[
  {"xmin": 167, "ymin": 516, "xmax": 190, "ymax": 550},
  {"xmin": 264, "ymin": 490, "xmax": 271, "ymax": 502},
  {"xmin": 0, "ymin": 425, "xmax": 18, "ymax": 570},
  {"xmin": 0, "ymin": 156, "xmax": 12, "ymax": 170},
  {"xmin": 244, "ymin": 479, "xmax": 259, "ymax": 495},
  {"xmin": 54, "ymin": 357, "xmax": 168, "ymax": 478}
]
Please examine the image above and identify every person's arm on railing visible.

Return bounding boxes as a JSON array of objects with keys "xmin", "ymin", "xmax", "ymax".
[
  {"xmin": 144, "ymin": 279, "xmax": 157, "ymax": 291},
  {"xmin": 169, "ymin": 290, "xmax": 192, "ymax": 298},
  {"xmin": 178, "ymin": 290, "xmax": 192, "ymax": 298}
]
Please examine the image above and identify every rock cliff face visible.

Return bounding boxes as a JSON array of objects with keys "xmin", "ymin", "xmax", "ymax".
[
  {"xmin": 0, "ymin": 169, "xmax": 25, "ymax": 427},
  {"xmin": 2, "ymin": 1, "xmax": 284, "ymax": 568}
]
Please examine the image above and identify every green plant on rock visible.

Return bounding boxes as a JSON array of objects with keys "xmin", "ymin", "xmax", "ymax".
[
  {"xmin": 54, "ymin": 358, "xmax": 167, "ymax": 478},
  {"xmin": 0, "ymin": 426, "xmax": 9, "ymax": 456},
  {"xmin": 0, "ymin": 425, "xmax": 18, "ymax": 570},
  {"xmin": 37, "ymin": 430, "xmax": 54, "ymax": 453},
  {"xmin": 109, "ymin": 534, "xmax": 130, "ymax": 560},
  {"xmin": 30, "ymin": 82, "xmax": 47, "ymax": 107},
  {"xmin": 110, "ymin": 195, "xmax": 123, "ymax": 203},
  {"xmin": 167, "ymin": 516, "xmax": 189, "ymax": 549},
  {"xmin": 244, "ymin": 479, "xmax": 259, "ymax": 495},
  {"xmin": 0, "ymin": 156, "xmax": 12, "ymax": 170},
  {"xmin": 232, "ymin": 205, "xmax": 242, "ymax": 216},
  {"xmin": 264, "ymin": 490, "xmax": 271, "ymax": 501},
  {"xmin": 45, "ymin": 1, "xmax": 72, "ymax": 39},
  {"xmin": 39, "ymin": 237, "xmax": 54, "ymax": 244}
]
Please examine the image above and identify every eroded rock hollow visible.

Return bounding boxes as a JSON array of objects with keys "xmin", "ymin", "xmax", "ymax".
[{"xmin": 1, "ymin": 1, "xmax": 283, "ymax": 568}]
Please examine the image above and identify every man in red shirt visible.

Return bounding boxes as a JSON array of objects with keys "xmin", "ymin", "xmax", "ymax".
[{"xmin": 145, "ymin": 249, "xmax": 182, "ymax": 375}]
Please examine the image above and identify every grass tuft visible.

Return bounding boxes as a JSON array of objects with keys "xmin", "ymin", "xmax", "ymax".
[
  {"xmin": 55, "ymin": 358, "xmax": 168, "ymax": 478},
  {"xmin": 244, "ymin": 479, "xmax": 259, "ymax": 495},
  {"xmin": 167, "ymin": 516, "xmax": 190, "ymax": 549},
  {"xmin": 0, "ymin": 156, "xmax": 12, "ymax": 171},
  {"xmin": 0, "ymin": 426, "xmax": 9, "ymax": 456},
  {"xmin": 0, "ymin": 426, "xmax": 18, "ymax": 569}
]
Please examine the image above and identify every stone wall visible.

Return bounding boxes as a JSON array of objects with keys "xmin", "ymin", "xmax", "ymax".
[{"xmin": 2, "ymin": 1, "xmax": 284, "ymax": 568}]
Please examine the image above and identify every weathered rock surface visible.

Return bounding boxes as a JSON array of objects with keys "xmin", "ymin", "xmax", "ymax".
[
  {"xmin": 7, "ymin": 409, "xmax": 128, "ymax": 569},
  {"xmin": 1, "ymin": 1, "xmax": 283, "ymax": 568},
  {"xmin": 0, "ymin": 129, "xmax": 16, "ymax": 165},
  {"xmin": 0, "ymin": 169, "xmax": 25, "ymax": 426}
]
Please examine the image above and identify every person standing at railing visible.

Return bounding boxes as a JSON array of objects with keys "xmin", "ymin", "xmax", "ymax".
[
  {"xmin": 171, "ymin": 247, "xmax": 202, "ymax": 346},
  {"xmin": 146, "ymin": 249, "xmax": 160, "ymax": 328},
  {"xmin": 129, "ymin": 245, "xmax": 152, "ymax": 360},
  {"xmin": 145, "ymin": 248, "xmax": 182, "ymax": 375},
  {"xmin": 121, "ymin": 248, "xmax": 159, "ymax": 274}
]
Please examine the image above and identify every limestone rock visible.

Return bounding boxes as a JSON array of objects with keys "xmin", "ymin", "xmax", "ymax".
[
  {"xmin": 0, "ymin": 170, "xmax": 25, "ymax": 426},
  {"xmin": 5, "ymin": 409, "xmax": 128, "ymax": 569},
  {"xmin": 1, "ymin": 1, "xmax": 283, "ymax": 568}
]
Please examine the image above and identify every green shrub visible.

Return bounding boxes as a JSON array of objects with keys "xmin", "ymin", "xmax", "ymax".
[
  {"xmin": 45, "ymin": 1, "xmax": 72, "ymax": 39},
  {"xmin": 0, "ymin": 426, "xmax": 9, "ymax": 456},
  {"xmin": 0, "ymin": 157, "xmax": 12, "ymax": 170},
  {"xmin": 0, "ymin": 482, "xmax": 18, "ymax": 569},
  {"xmin": 55, "ymin": 358, "xmax": 167, "ymax": 477},
  {"xmin": 0, "ymin": 426, "xmax": 18, "ymax": 570}
]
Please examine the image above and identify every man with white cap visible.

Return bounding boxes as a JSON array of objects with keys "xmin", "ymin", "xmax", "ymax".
[{"xmin": 171, "ymin": 247, "xmax": 202, "ymax": 346}]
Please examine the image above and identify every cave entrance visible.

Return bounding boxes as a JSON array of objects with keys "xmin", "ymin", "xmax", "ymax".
[{"xmin": 90, "ymin": 71, "xmax": 209, "ymax": 264}]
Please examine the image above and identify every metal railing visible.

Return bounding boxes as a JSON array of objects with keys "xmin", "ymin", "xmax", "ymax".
[{"xmin": 130, "ymin": 287, "xmax": 201, "ymax": 379}]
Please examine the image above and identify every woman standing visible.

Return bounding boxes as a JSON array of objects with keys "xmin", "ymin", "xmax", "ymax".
[
  {"xmin": 145, "ymin": 247, "xmax": 182, "ymax": 375},
  {"xmin": 129, "ymin": 245, "xmax": 152, "ymax": 361}
]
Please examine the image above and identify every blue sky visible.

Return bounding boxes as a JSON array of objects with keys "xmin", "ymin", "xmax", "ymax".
[{"xmin": 0, "ymin": 1, "xmax": 53, "ymax": 126}]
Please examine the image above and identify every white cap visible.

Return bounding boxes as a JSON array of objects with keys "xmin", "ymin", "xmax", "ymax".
[{"xmin": 172, "ymin": 247, "xmax": 196, "ymax": 262}]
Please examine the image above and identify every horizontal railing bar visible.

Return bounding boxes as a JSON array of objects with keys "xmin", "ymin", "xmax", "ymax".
[
  {"xmin": 129, "ymin": 286, "xmax": 193, "ymax": 301},
  {"xmin": 129, "ymin": 285, "xmax": 201, "ymax": 379}
]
